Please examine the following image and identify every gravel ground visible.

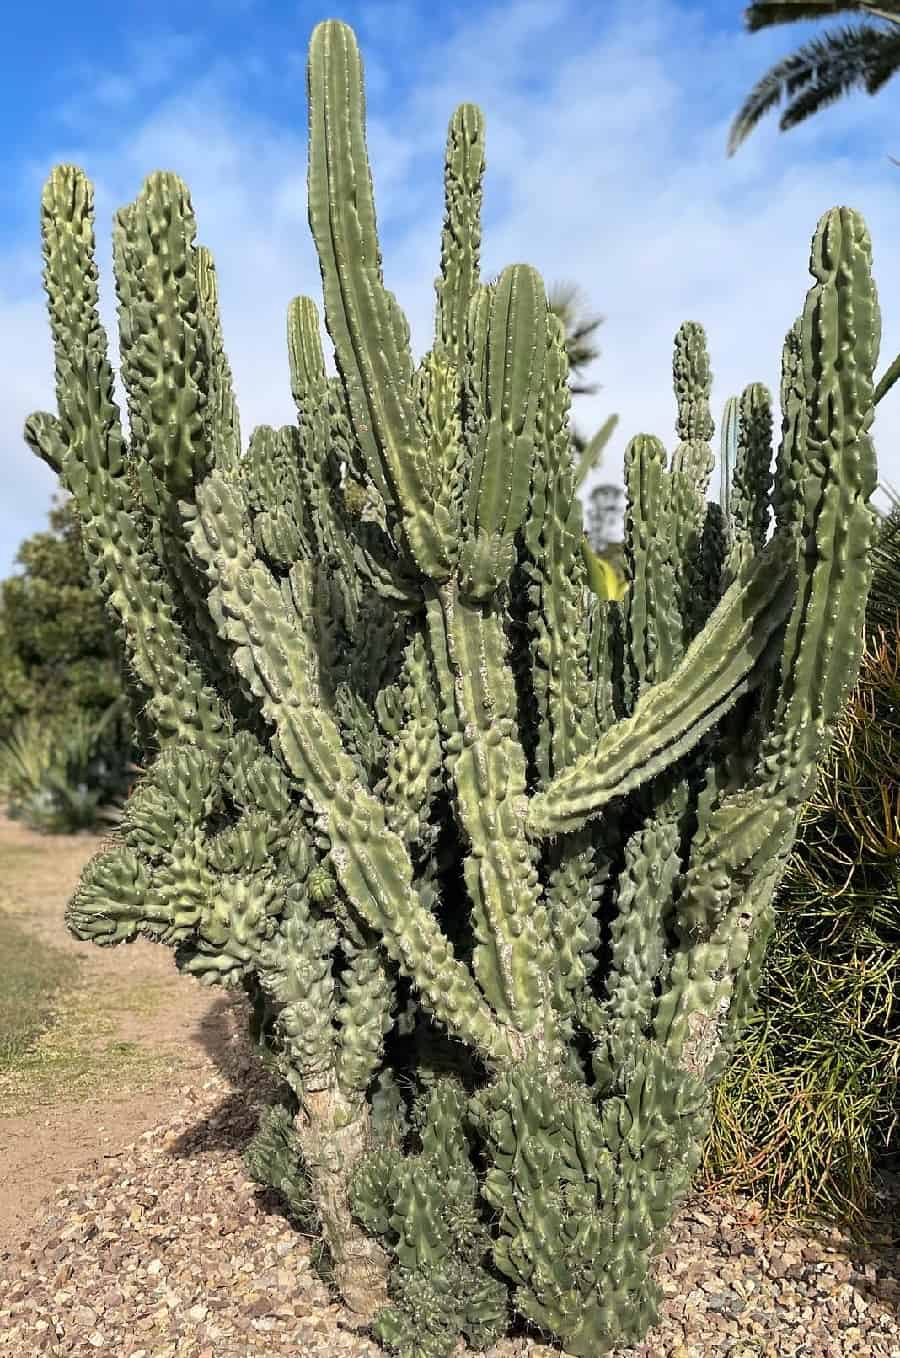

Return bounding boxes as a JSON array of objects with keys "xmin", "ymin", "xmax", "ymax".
[{"xmin": 1, "ymin": 997, "xmax": 898, "ymax": 1358}]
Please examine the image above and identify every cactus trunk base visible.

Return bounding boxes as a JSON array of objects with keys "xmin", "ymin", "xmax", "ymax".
[{"xmin": 294, "ymin": 1081, "xmax": 391, "ymax": 1320}]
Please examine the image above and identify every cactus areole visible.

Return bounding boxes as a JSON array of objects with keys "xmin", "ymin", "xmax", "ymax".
[{"xmin": 25, "ymin": 18, "xmax": 881, "ymax": 1357}]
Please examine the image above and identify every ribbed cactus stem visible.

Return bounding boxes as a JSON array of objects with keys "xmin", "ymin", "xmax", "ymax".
[
  {"xmin": 718, "ymin": 396, "xmax": 739, "ymax": 520},
  {"xmin": 622, "ymin": 433, "xmax": 680, "ymax": 700},
  {"xmin": 722, "ymin": 383, "xmax": 773, "ymax": 589},
  {"xmin": 657, "ymin": 206, "xmax": 880, "ymax": 1080},
  {"xmin": 424, "ymin": 583, "xmax": 557, "ymax": 1047},
  {"xmin": 434, "ymin": 103, "xmax": 485, "ymax": 370}
]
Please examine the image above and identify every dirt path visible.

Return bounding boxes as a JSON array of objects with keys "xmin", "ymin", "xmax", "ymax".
[{"xmin": 0, "ymin": 814, "xmax": 250, "ymax": 1246}]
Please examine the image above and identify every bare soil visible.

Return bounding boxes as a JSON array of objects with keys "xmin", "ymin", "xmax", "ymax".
[{"xmin": 0, "ymin": 813, "xmax": 246, "ymax": 1246}]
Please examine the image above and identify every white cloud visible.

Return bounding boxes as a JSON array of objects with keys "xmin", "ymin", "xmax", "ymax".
[{"xmin": 3, "ymin": 0, "xmax": 899, "ymax": 580}]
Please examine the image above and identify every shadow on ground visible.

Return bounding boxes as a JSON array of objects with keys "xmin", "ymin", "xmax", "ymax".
[
  {"xmin": 166, "ymin": 991, "xmax": 280, "ymax": 1160},
  {"xmin": 167, "ymin": 991, "xmax": 900, "ymax": 1329}
]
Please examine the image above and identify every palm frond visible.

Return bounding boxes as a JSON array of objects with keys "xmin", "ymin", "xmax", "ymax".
[
  {"xmin": 744, "ymin": 2, "xmax": 900, "ymax": 34},
  {"xmin": 778, "ymin": 29, "xmax": 900, "ymax": 129},
  {"xmin": 729, "ymin": 22, "xmax": 900, "ymax": 152},
  {"xmin": 874, "ymin": 349, "xmax": 900, "ymax": 404},
  {"xmin": 573, "ymin": 414, "xmax": 619, "ymax": 490},
  {"xmin": 546, "ymin": 280, "xmax": 606, "ymax": 393}
]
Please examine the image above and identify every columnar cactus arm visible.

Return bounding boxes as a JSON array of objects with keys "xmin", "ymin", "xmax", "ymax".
[
  {"xmin": 672, "ymin": 320, "xmax": 715, "ymax": 454},
  {"xmin": 668, "ymin": 322, "xmax": 717, "ymax": 643},
  {"xmin": 376, "ymin": 631, "xmax": 445, "ymax": 847},
  {"xmin": 287, "ymin": 295, "xmax": 357, "ymax": 581},
  {"xmin": 521, "ymin": 310, "xmax": 596, "ymax": 784},
  {"xmin": 743, "ymin": 324, "xmax": 808, "ymax": 756},
  {"xmin": 306, "ymin": 19, "xmax": 453, "ymax": 581},
  {"xmin": 434, "ymin": 103, "xmax": 485, "ymax": 372},
  {"xmin": 762, "ymin": 206, "xmax": 880, "ymax": 793},
  {"xmin": 721, "ymin": 383, "xmax": 773, "ymax": 590},
  {"xmin": 424, "ymin": 583, "xmax": 555, "ymax": 1042},
  {"xmin": 459, "ymin": 266, "xmax": 547, "ymax": 601},
  {"xmin": 185, "ymin": 473, "xmax": 513, "ymax": 1064},
  {"xmin": 242, "ymin": 424, "xmax": 310, "ymax": 570},
  {"xmin": 692, "ymin": 500, "xmax": 728, "ymax": 633},
  {"xmin": 690, "ymin": 888, "xmax": 779, "ymax": 1092},
  {"xmin": 718, "ymin": 395, "xmax": 739, "ymax": 523},
  {"xmin": 411, "ymin": 347, "xmax": 468, "ymax": 575},
  {"xmin": 622, "ymin": 434, "xmax": 681, "ymax": 703},
  {"xmin": 514, "ymin": 308, "xmax": 602, "ymax": 1036},
  {"xmin": 656, "ymin": 206, "xmax": 880, "ymax": 1078},
  {"xmin": 527, "ymin": 533, "xmax": 796, "ymax": 835},
  {"xmin": 772, "ymin": 319, "xmax": 807, "ymax": 542},
  {"xmin": 110, "ymin": 205, "xmax": 147, "ymax": 468},
  {"xmin": 588, "ymin": 335, "xmax": 721, "ymax": 1085},
  {"xmin": 195, "ymin": 244, "xmax": 242, "ymax": 476},
  {"xmin": 653, "ymin": 822, "xmax": 791, "ymax": 1076},
  {"xmin": 700, "ymin": 383, "xmax": 777, "ymax": 801},
  {"xmin": 335, "ymin": 934, "xmax": 396, "ymax": 1094},
  {"xmin": 414, "ymin": 257, "xmax": 559, "ymax": 1041},
  {"xmin": 112, "ymin": 176, "xmax": 244, "ymax": 705},
  {"xmin": 587, "ymin": 597, "xmax": 627, "ymax": 736},
  {"xmin": 542, "ymin": 837, "xmax": 605, "ymax": 1028},
  {"xmin": 112, "ymin": 174, "xmax": 211, "ymax": 510},
  {"xmin": 588, "ymin": 818, "xmax": 682, "ymax": 1087},
  {"xmin": 32, "ymin": 165, "xmax": 227, "ymax": 749}
]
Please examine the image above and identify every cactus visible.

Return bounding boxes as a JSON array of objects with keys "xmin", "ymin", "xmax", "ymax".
[{"xmin": 24, "ymin": 18, "xmax": 882, "ymax": 1357}]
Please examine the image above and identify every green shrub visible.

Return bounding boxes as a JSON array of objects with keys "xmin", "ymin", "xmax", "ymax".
[
  {"xmin": 701, "ymin": 507, "xmax": 900, "ymax": 1236},
  {"xmin": 0, "ymin": 496, "xmax": 132, "ymax": 740},
  {"xmin": 0, "ymin": 700, "xmax": 138, "ymax": 833}
]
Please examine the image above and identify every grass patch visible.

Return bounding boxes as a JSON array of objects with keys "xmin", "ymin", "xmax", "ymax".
[
  {"xmin": 116, "ymin": 977, "xmax": 171, "ymax": 1016},
  {"xmin": 0, "ymin": 831, "xmax": 174, "ymax": 1116},
  {"xmin": 0, "ymin": 973, "xmax": 172, "ymax": 1116},
  {"xmin": 0, "ymin": 912, "xmax": 80, "ymax": 1071}
]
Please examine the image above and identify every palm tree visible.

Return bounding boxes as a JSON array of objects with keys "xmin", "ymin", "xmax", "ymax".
[
  {"xmin": 728, "ymin": 2, "xmax": 900, "ymax": 156},
  {"xmin": 545, "ymin": 282, "xmax": 627, "ymax": 598},
  {"xmin": 546, "ymin": 279, "xmax": 606, "ymax": 411},
  {"xmin": 546, "ymin": 280, "xmax": 620, "ymax": 489}
]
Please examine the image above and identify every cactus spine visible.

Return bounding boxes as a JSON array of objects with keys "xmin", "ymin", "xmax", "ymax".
[{"xmin": 25, "ymin": 19, "xmax": 881, "ymax": 1357}]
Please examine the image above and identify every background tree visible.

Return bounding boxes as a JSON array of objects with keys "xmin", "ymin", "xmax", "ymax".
[
  {"xmin": 546, "ymin": 280, "xmax": 624, "ymax": 571},
  {"xmin": 0, "ymin": 495, "xmax": 129, "ymax": 736},
  {"xmin": 586, "ymin": 482, "xmax": 625, "ymax": 556},
  {"xmin": 728, "ymin": 1, "xmax": 900, "ymax": 155},
  {"xmin": 0, "ymin": 495, "xmax": 142, "ymax": 830},
  {"xmin": 546, "ymin": 280, "xmax": 619, "ymax": 473}
]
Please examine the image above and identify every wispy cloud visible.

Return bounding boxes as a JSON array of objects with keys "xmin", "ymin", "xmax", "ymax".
[
  {"xmin": 3, "ymin": 0, "xmax": 899, "ymax": 576},
  {"xmin": 53, "ymin": 30, "xmax": 205, "ymax": 127}
]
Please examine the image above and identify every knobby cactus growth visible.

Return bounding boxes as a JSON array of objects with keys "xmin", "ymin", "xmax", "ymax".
[{"xmin": 24, "ymin": 18, "xmax": 881, "ymax": 1357}]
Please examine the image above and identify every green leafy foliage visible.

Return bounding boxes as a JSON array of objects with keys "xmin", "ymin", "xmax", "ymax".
[
  {"xmin": 0, "ymin": 700, "xmax": 137, "ymax": 834},
  {"xmin": 0, "ymin": 495, "xmax": 141, "ymax": 830},
  {"xmin": 0, "ymin": 497, "xmax": 131, "ymax": 736}
]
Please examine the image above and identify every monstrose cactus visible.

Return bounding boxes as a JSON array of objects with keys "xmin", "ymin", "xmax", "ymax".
[{"xmin": 23, "ymin": 18, "xmax": 882, "ymax": 1357}]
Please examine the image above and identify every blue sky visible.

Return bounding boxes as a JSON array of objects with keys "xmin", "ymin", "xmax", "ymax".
[{"xmin": 4, "ymin": 0, "xmax": 900, "ymax": 576}]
